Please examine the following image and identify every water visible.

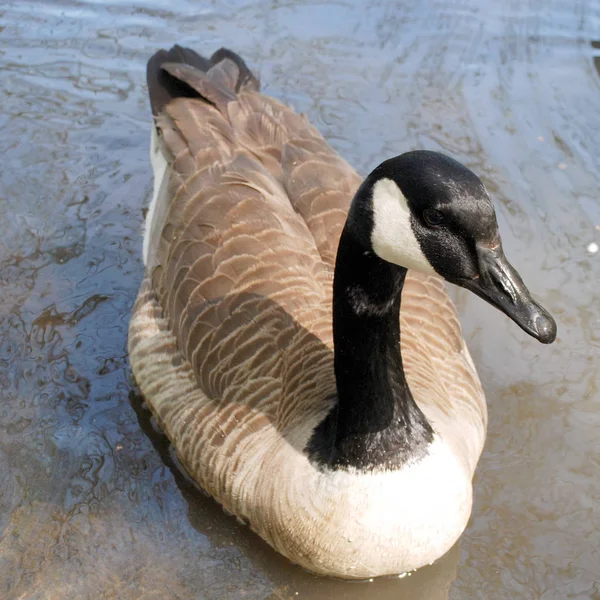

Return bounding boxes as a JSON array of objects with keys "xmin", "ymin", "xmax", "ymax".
[{"xmin": 0, "ymin": 0, "xmax": 599, "ymax": 598}]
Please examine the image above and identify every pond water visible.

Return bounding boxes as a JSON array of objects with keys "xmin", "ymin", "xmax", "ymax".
[{"xmin": 0, "ymin": 0, "xmax": 599, "ymax": 598}]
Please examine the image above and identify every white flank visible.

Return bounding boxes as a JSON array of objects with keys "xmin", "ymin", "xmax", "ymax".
[
  {"xmin": 370, "ymin": 177, "xmax": 436, "ymax": 274},
  {"xmin": 143, "ymin": 127, "xmax": 171, "ymax": 266}
]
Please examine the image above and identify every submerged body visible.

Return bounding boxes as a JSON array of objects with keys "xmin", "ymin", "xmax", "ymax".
[{"xmin": 129, "ymin": 46, "xmax": 554, "ymax": 578}]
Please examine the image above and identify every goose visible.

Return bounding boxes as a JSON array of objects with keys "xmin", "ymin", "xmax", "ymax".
[{"xmin": 128, "ymin": 45, "xmax": 556, "ymax": 579}]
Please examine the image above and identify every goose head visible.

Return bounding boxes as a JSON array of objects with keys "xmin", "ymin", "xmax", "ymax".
[{"xmin": 348, "ymin": 150, "xmax": 556, "ymax": 344}]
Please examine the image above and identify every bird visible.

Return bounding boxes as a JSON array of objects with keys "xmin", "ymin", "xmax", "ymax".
[{"xmin": 128, "ymin": 44, "xmax": 556, "ymax": 579}]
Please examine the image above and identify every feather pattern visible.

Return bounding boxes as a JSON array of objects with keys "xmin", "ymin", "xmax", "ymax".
[{"xmin": 129, "ymin": 46, "xmax": 487, "ymax": 578}]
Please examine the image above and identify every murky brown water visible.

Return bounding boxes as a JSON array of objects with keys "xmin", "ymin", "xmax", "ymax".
[{"xmin": 1, "ymin": 0, "xmax": 599, "ymax": 598}]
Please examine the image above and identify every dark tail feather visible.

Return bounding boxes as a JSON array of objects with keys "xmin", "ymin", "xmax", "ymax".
[
  {"xmin": 210, "ymin": 48, "xmax": 260, "ymax": 93},
  {"xmin": 171, "ymin": 45, "xmax": 211, "ymax": 71},
  {"xmin": 147, "ymin": 45, "xmax": 260, "ymax": 116}
]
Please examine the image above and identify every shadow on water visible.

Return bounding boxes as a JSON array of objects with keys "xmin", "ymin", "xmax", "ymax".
[{"xmin": 0, "ymin": 0, "xmax": 599, "ymax": 598}]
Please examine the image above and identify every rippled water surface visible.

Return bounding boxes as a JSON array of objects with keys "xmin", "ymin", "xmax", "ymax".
[{"xmin": 1, "ymin": 1, "xmax": 599, "ymax": 598}]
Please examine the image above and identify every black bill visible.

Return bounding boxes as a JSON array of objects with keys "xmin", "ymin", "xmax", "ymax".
[{"xmin": 460, "ymin": 243, "xmax": 557, "ymax": 344}]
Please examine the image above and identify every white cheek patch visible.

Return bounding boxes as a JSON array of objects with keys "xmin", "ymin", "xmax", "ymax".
[
  {"xmin": 143, "ymin": 126, "xmax": 172, "ymax": 267},
  {"xmin": 370, "ymin": 178, "xmax": 436, "ymax": 275}
]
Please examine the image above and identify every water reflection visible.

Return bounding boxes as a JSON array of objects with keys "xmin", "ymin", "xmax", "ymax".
[{"xmin": 0, "ymin": 0, "xmax": 598, "ymax": 598}]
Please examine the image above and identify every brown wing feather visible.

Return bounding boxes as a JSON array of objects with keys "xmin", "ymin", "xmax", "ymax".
[
  {"xmin": 224, "ymin": 88, "xmax": 486, "ymax": 453},
  {"xmin": 135, "ymin": 47, "xmax": 486, "ymax": 484},
  {"xmin": 150, "ymin": 86, "xmax": 335, "ymax": 432}
]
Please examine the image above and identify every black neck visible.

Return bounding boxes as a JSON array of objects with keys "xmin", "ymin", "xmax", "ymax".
[{"xmin": 307, "ymin": 224, "xmax": 434, "ymax": 470}]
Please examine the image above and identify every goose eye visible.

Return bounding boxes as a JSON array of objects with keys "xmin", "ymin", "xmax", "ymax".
[{"xmin": 423, "ymin": 209, "xmax": 444, "ymax": 227}]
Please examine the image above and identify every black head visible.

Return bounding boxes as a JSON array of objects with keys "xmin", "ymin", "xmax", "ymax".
[{"xmin": 352, "ymin": 150, "xmax": 556, "ymax": 344}]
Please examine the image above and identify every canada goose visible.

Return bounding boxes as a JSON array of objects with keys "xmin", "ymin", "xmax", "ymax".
[{"xmin": 128, "ymin": 45, "xmax": 556, "ymax": 579}]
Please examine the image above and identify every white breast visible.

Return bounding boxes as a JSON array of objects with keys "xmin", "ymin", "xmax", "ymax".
[{"xmin": 251, "ymin": 436, "xmax": 472, "ymax": 579}]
